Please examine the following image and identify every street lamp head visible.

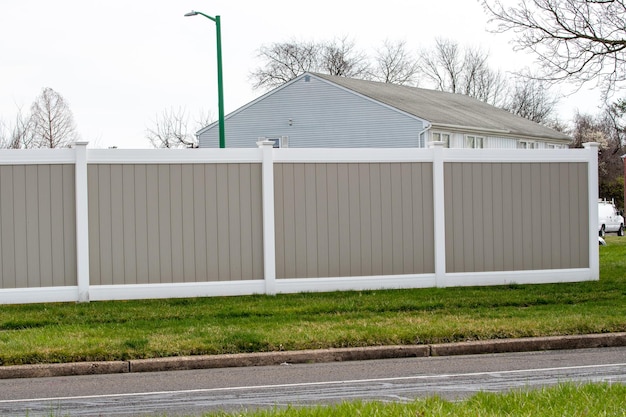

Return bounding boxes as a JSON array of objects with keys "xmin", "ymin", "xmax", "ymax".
[{"xmin": 184, "ymin": 11, "xmax": 198, "ymax": 17}]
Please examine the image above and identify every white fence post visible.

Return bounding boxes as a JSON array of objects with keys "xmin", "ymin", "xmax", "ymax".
[
  {"xmin": 429, "ymin": 141, "xmax": 446, "ymax": 287},
  {"xmin": 584, "ymin": 142, "xmax": 600, "ymax": 281},
  {"xmin": 74, "ymin": 141, "xmax": 90, "ymax": 302},
  {"xmin": 257, "ymin": 138, "xmax": 277, "ymax": 295}
]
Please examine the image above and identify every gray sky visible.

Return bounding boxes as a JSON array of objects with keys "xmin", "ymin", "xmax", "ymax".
[{"xmin": 0, "ymin": 0, "xmax": 603, "ymax": 148}]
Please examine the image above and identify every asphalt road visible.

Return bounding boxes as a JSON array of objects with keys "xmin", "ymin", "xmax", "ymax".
[{"xmin": 2, "ymin": 347, "xmax": 626, "ymax": 417}]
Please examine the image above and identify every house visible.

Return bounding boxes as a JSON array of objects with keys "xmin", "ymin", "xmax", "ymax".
[{"xmin": 197, "ymin": 72, "xmax": 571, "ymax": 149}]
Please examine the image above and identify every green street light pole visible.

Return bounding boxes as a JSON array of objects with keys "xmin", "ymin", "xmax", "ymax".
[{"xmin": 184, "ymin": 10, "xmax": 225, "ymax": 148}]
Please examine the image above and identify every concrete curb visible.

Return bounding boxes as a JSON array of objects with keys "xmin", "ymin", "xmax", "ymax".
[{"xmin": 2, "ymin": 332, "xmax": 625, "ymax": 380}]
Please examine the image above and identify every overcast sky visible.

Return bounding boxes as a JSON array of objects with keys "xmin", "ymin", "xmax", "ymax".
[{"xmin": 0, "ymin": 0, "xmax": 604, "ymax": 149}]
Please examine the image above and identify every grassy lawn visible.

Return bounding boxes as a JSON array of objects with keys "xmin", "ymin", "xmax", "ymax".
[
  {"xmin": 0, "ymin": 236, "xmax": 625, "ymax": 366},
  {"xmin": 202, "ymin": 383, "xmax": 626, "ymax": 417}
]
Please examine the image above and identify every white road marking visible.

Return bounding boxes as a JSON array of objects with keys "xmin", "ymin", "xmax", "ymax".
[{"xmin": 2, "ymin": 362, "xmax": 625, "ymax": 404}]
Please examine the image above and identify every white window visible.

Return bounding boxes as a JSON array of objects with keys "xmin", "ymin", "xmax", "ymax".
[
  {"xmin": 271, "ymin": 136, "xmax": 289, "ymax": 148},
  {"xmin": 465, "ymin": 135, "xmax": 484, "ymax": 149},
  {"xmin": 432, "ymin": 132, "xmax": 451, "ymax": 148},
  {"xmin": 518, "ymin": 140, "xmax": 536, "ymax": 149}
]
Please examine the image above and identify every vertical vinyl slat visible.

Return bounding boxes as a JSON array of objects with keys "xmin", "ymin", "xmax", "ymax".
[
  {"xmin": 205, "ymin": 164, "xmax": 220, "ymax": 280},
  {"xmin": 520, "ymin": 164, "xmax": 533, "ymax": 270},
  {"xmin": 315, "ymin": 164, "xmax": 329, "ymax": 277},
  {"xmin": 390, "ymin": 164, "xmax": 403, "ymax": 275},
  {"xmin": 461, "ymin": 163, "xmax": 474, "ymax": 272},
  {"xmin": 411, "ymin": 164, "xmax": 424, "ymax": 273},
  {"xmin": 181, "ymin": 164, "xmax": 197, "ymax": 282},
  {"xmin": 146, "ymin": 164, "xmax": 161, "ymax": 283},
  {"xmin": 369, "ymin": 164, "xmax": 383, "ymax": 276},
  {"xmin": 216, "ymin": 164, "xmax": 231, "ymax": 280},
  {"xmin": 481, "ymin": 164, "xmax": 494, "ymax": 271},
  {"xmin": 530, "ymin": 163, "xmax": 543, "ymax": 269},
  {"xmin": 169, "ymin": 164, "xmax": 184, "ymax": 283},
  {"xmin": 49, "ymin": 165, "xmax": 65, "ymax": 286},
  {"xmin": 500, "ymin": 164, "xmax": 514, "ymax": 271},
  {"xmin": 227, "ymin": 164, "xmax": 242, "ymax": 280},
  {"xmin": 63, "ymin": 165, "xmax": 76, "ymax": 286},
  {"xmin": 37, "ymin": 166, "xmax": 52, "ymax": 287},
  {"xmin": 358, "ymin": 164, "xmax": 372, "ymax": 276},
  {"xmin": 273, "ymin": 164, "xmax": 285, "ymax": 279},
  {"xmin": 337, "ymin": 164, "xmax": 351, "ymax": 277},
  {"xmin": 250, "ymin": 164, "xmax": 264, "ymax": 279},
  {"xmin": 0, "ymin": 167, "xmax": 16, "ymax": 287},
  {"xmin": 157, "ymin": 165, "xmax": 173, "ymax": 282},
  {"xmin": 238, "ymin": 163, "xmax": 253, "ymax": 280},
  {"xmin": 559, "ymin": 164, "xmax": 571, "ymax": 267},
  {"xmin": 471, "ymin": 164, "xmax": 484, "ymax": 272},
  {"xmin": 380, "ymin": 164, "xmax": 393, "ymax": 275},
  {"xmin": 422, "ymin": 163, "xmax": 435, "ymax": 274},
  {"xmin": 110, "ymin": 165, "xmax": 125, "ymax": 285},
  {"xmin": 305, "ymin": 164, "xmax": 318, "ymax": 278},
  {"xmin": 348, "ymin": 164, "xmax": 362, "ymax": 276},
  {"xmin": 400, "ymin": 163, "xmax": 413, "ymax": 274},
  {"xmin": 491, "ymin": 164, "xmax": 504, "ymax": 271},
  {"xmin": 24, "ymin": 166, "xmax": 40, "ymax": 286},
  {"xmin": 134, "ymin": 165, "xmax": 149, "ymax": 284},
  {"xmin": 281, "ymin": 164, "xmax": 296, "ymax": 278},
  {"xmin": 192, "ymin": 164, "xmax": 208, "ymax": 281},
  {"xmin": 122, "ymin": 164, "xmax": 137, "ymax": 285},
  {"xmin": 292, "ymin": 164, "xmax": 307, "ymax": 278},
  {"xmin": 326, "ymin": 164, "xmax": 341, "ymax": 277},
  {"xmin": 97, "ymin": 165, "xmax": 114, "ymax": 285},
  {"xmin": 87, "ymin": 165, "xmax": 101, "ymax": 285}
]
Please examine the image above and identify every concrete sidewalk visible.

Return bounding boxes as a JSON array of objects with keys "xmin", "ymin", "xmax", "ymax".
[{"xmin": 2, "ymin": 332, "xmax": 625, "ymax": 380}]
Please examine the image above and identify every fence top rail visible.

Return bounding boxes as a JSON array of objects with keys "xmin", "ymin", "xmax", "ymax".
[
  {"xmin": 0, "ymin": 147, "xmax": 593, "ymax": 166},
  {"xmin": 272, "ymin": 147, "xmax": 593, "ymax": 164},
  {"xmin": 86, "ymin": 148, "xmax": 262, "ymax": 164},
  {"xmin": 0, "ymin": 149, "xmax": 76, "ymax": 165},
  {"xmin": 443, "ymin": 148, "xmax": 594, "ymax": 163}
]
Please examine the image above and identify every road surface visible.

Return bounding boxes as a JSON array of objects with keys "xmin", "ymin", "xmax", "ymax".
[{"xmin": 1, "ymin": 347, "xmax": 625, "ymax": 416}]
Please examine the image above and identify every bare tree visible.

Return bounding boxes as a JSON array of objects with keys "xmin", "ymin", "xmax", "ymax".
[
  {"xmin": 569, "ymin": 108, "xmax": 625, "ymax": 205},
  {"xmin": 250, "ymin": 39, "xmax": 320, "ymax": 90},
  {"xmin": 250, "ymin": 37, "xmax": 368, "ymax": 90},
  {"xmin": 504, "ymin": 76, "xmax": 560, "ymax": 124},
  {"xmin": 319, "ymin": 37, "xmax": 370, "ymax": 78},
  {"xmin": 482, "ymin": 0, "xmax": 626, "ymax": 96},
  {"xmin": 146, "ymin": 107, "xmax": 212, "ymax": 149},
  {"xmin": 29, "ymin": 87, "xmax": 79, "ymax": 148},
  {"xmin": 0, "ymin": 106, "xmax": 34, "ymax": 149},
  {"xmin": 370, "ymin": 40, "xmax": 419, "ymax": 85},
  {"xmin": 417, "ymin": 38, "xmax": 509, "ymax": 105}
]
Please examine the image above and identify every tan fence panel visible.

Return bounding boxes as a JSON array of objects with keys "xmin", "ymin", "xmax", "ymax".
[
  {"xmin": 274, "ymin": 162, "xmax": 435, "ymax": 279},
  {"xmin": 88, "ymin": 163, "xmax": 263, "ymax": 285},
  {"xmin": 0, "ymin": 165, "xmax": 76, "ymax": 288},
  {"xmin": 444, "ymin": 162, "xmax": 589, "ymax": 273}
]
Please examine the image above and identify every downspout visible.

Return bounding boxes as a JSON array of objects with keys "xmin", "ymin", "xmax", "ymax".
[{"xmin": 418, "ymin": 123, "xmax": 432, "ymax": 148}]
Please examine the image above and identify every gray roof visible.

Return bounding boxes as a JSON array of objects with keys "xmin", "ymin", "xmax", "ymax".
[{"xmin": 313, "ymin": 73, "xmax": 570, "ymax": 142}]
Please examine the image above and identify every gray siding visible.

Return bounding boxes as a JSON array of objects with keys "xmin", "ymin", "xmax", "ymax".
[
  {"xmin": 87, "ymin": 164, "xmax": 264, "ymax": 285},
  {"xmin": 200, "ymin": 76, "xmax": 425, "ymax": 148},
  {"xmin": 274, "ymin": 163, "xmax": 435, "ymax": 278},
  {"xmin": 444, "ymin": 162, "xmax": 589, "ymax": 272},
  {"xmin": 0, "ymin": 165, "xmax": 76, "ymax": 288}
]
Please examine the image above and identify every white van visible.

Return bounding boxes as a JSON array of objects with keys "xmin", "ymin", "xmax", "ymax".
[{"xmin": 598, "ymin": 199, "xmax": 624, "ymax": 237}]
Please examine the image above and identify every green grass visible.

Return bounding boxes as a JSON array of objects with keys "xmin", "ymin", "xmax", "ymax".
[
  {"xmin": 0, "ymin": 237, "xmax": 625, "ymax": 366},
  {"xmin": 201, "ymin": 383, "xmax": 626, "ymax": 416}
]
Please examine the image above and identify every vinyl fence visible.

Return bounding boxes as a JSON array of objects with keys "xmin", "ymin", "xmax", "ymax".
[{"xmin": 0, "ymin": 141, "xmax": 599, "ymax": 304}]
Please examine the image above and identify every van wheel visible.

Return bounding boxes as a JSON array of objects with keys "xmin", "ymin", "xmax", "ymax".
[
  {"xmin": 619, "ymin": 225, "xmax": 624, "ymax": 237},
  {"xmin": 600, "ymin": 225, "xmax": 606, "ymax": 237}
]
